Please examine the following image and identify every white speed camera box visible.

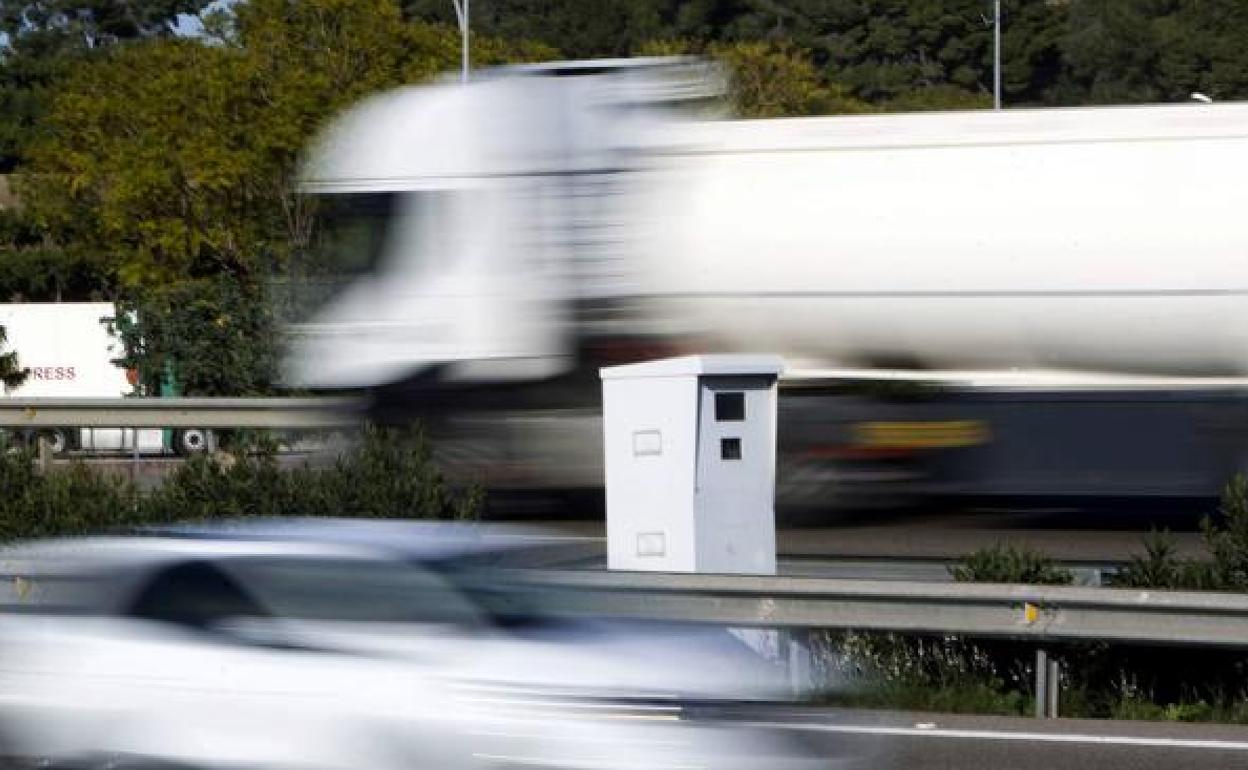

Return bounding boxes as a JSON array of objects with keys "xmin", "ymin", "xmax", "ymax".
[{"xmin": 600, "ymin": 355, "xmax": 783, "ymax": 575}]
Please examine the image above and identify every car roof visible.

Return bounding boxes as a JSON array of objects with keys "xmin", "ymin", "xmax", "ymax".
[
  {"xmin": 0, "ymin": 535, "xmax": 385, "ymax": 577},
  {"xmin": 142, "ymin": 518, "xmax": 572, "ymax": 562},
  {"xmin": 0, "ymin": 520, "xmax": 591, "ymax": 613},
  {"xmin": 0, "ymin": 536, "xmax": 396, "ymax": 615},
  {"xmin": 0, "ymin": 519, "xmax": 585, "ymax": 582}
]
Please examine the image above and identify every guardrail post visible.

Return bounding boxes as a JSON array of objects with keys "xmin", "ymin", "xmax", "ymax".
[
  {"xmin": 1034, "ymin": 647, "xmax": 1048, "ymax": 718},
  {"xmin": 1047, "ymin": 654, "xmax": 1060, "ymax": 718},
  {"xmin": 35, "ymin": 435, "xmax": 52, "ymax": 475},
  {"xmin": 1035, "ymin": 648, "xmax": 1060, "ymax": 718},
  {"xmin": 787, "ymin": 629, "xmax": 814, "ymax": 697},
  {"xmin": 131, "ymin": 430, "xmax": 140, "ymax": 485}
]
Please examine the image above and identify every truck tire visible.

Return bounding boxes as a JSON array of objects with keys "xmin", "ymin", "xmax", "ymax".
[
  {"xmin": 173, "ymin": 429, "xmax": 212, "ymax": 456},
  {"xmin": 40, "ymin": 428, "xmax": 71, "ymax": 456}
]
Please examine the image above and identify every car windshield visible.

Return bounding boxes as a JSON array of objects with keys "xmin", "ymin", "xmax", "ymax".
[
  {"xmin": 274, "ymin": 190, "xmax": 462, "ymax": 327},
  {"xmin": 306, "ymin": 193, "xmax": 396, "ymax": 279},
  {"xmin": 269, "ymin": 192, "xmax": 397, "ymax": 325}
]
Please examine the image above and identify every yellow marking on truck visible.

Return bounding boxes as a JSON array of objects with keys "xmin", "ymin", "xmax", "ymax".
[{"xmin": 852, "ymin": 420, "xmax": 990, "ymax": 449}]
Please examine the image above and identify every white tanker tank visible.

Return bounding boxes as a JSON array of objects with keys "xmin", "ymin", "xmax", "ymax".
[
  {"xmin": 286, "ymin": 58, "xmax": 1248, "ymax": 397},
  {"xmin": 636, "ymin": 108, "xmax": 1248, "ymax": 377}
]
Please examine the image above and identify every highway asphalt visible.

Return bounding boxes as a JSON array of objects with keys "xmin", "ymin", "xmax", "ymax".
[
  {"xmin": 753, "ymin": 708, "xmax": 1248, "ymax": 769},
  {"xmin": 511, "ymin": 516, "xmax": 1205, "ymax": 575}
]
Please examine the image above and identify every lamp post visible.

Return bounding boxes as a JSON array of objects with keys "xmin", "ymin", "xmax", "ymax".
[{"xmin": 451, "ymin": 0, "xmax": 469, "ymax": 84}]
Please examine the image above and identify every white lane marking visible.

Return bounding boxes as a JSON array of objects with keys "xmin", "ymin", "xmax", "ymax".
[
  {"xmin": 472, "ymin": 753, "xmax": 703, "ymax": 770},
  {"xmin": 485, "ymin": 534, "xmax": 605, "ymax": 542},
  {"xmin": 468, "ymin": 730, "xmax": 689, "ymax": 746},
  {"xmin": 744, "ymin": 721, "xmax": 1248, "ymax": 751}
]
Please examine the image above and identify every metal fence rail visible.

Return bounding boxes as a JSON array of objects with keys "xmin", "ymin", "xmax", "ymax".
[
  {"xmin": 513, "ymin": 569, "xmax": 1248, "ymax": 648},
  {"xmin": 0, "ymin": 398, "xmax": 363, "ymax": 429}
]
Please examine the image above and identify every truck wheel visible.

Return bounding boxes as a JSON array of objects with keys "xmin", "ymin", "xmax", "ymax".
[
  {"xmin": 40, "ymin": 428, "xmax": 71, "ymax": 456},
  {"xmin": 173, "ymin": 429, "xmax": 212, "ymax": 456}
]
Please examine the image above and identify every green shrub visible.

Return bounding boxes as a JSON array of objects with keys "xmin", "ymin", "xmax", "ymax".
[
  {"xmin": 949, "ymin": 543, "xmax": 1074, "ymax": 585},
  {"xmin": 1109, "ymin": 693, "xmax": 1248, "ymax": 724},
  {"xmin": 1115, "ymin": 530, "xmax": 1185, "ymax": 588},
  {"xmin": 142, "ymin": 451, "xmax": 306, "ymax": 522},
  {"xmin": 813, "ymin": 512, "xmax": 1248, "ymax": 723},
  {"xmin": 1110, "ymin": 696, "xmax": 1170, "ymax": 722},
  {"xmin": 0, "ymin": 451, "xmax": 141, "ymax": 540},
  {"xmin": 313, "ymin": 423, "xmax": 482, "ymax": 521},
  {"xmin": 0, "ymin": 423, "xmax": 481, "ymax": 543},
  {"xmin": 1113, "ymin": 529, "xmax": 1217, "ymax": 590},
  {"xmin": 1114, "ymin": 475, "xmax": 1248, "ymax": 591},
  {"xmin": 144, "ymin": 423, "xmax": 480, "ymax": 523},
  {"xmin": 110, "ymin": 277, "xmax": 280, "ymax": 398},
  {"xmin": 812, "ymin": 630, "xmax": 1032, "ymax": 716},
  {"xmin": 823, "ymin": 670, "xmax": 1027, "ymax": 716},
  {"xmin": 1201, "ymin": 473, "xmax": 1248, "ymax": 590}
]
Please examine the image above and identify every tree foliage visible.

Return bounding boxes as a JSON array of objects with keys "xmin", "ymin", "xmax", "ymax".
[
  {"xmin": 0, "ymin": 0, "xmax": 205, "ymax": 44},
  {"xmin": 0, "ymin": 0, "xmax": 213, "ymax": 171},
  {"xmin": 108, "ymin": 277, "xmax": 279, "ymax": 397},
  {"xmin": 0, "ymin": 30, "xmax": 79, "ymax": 173},
  {"xmin": 23, "ymin": 39, "xmax": 260, "ymax": 287},
  {"xmin": 1057, "ymin": 0, "xmax": 1248, "ymax": 104},
  {"xmin": 0, "ymin": 207, "xmax": 109, "ymax": 301},
  {"xmin": 638, "ymin": 38, "xmax": 869, "ymax": 117},
  {"xmin": 711, "ymin": 40, "xmax": 869, "ymax": 117},
  {"xmin": 0, "ymin": 323, "xmax": 26, "ymax": 389},
  {"xmin": 407, "ymin": 0, "xmax": 1248, "ymax": 108},
  {"xmin": 22, "ymin": 0, "xmax": 553, "ymax": 290},
  {"xmin": 403, "ymin": 0, "xmax": 672, "ymax": 59}
]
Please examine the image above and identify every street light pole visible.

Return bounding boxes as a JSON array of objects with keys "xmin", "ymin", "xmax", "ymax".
[
  {"xmin": 993, "ymin": 0, "xmax": 1001, "ymax": 109},
  {"xmin": 451, "ymin": 0, "xmax": 469, "ymax": 84}
]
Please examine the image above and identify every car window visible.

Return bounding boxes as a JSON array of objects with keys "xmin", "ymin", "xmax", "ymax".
[
  {"xmin": 0, "ymin": 573, "xmax": 98, "ymax": 615},
  {"xmin": 429, "ymin": 562, "xmax": 559, "ymax": 629},
  {"xmin": 128, "ymin": 561, "xmax": 269, "ymax": 628},
  {"xmin": 219, "ymin": 557, "xmax": 486, "ymax": 627}
]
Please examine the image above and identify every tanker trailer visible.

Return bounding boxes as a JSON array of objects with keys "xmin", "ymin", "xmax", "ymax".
[{"xmin": 282, "ymin": 58, "xmax": 1248, "ymax": 509}]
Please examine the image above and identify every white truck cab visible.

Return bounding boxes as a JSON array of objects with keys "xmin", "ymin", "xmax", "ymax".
[{"xmin": 284, "ymin": 58, "xmax": 720, "ymax": 396}]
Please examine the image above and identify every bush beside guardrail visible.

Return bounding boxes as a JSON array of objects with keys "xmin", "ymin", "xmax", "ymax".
[
  {"xmin": 0, "ymin": 424, "xmax": 480, "ymax": 541},
  {"xmin": 814, "ymin": 477, "xmax": 1248, "ymax": 722}
]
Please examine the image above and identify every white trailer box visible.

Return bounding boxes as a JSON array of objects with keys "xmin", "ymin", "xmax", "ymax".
[
  {"xmin": 0, "ymin": 303, "xmax": 165, "ymax": 453},
  {"xmin": 0, "ymin": 303, "xmax": 129, "ymax": 398},
  {"xmin": 600, "ymin": 355, "xmax": 782, "ymax": 574}
]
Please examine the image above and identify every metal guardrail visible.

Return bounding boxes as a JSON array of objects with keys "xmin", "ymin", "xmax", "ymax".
[
  {"xmin": 0, "ymin": 398, "xmax": 364, "ymax": 429},
  {"xmin": 514, "ymin": 570, "xmax": 1248, "ymax": 648},
  {"xmin": 512, "ymin": 569, "xmax": 1248, "ymax": 718}
]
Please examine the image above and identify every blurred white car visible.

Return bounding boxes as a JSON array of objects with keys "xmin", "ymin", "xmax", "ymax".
[{"xmin": 0, "ymin": 521, "xmax": 847, "ymax": 770}]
